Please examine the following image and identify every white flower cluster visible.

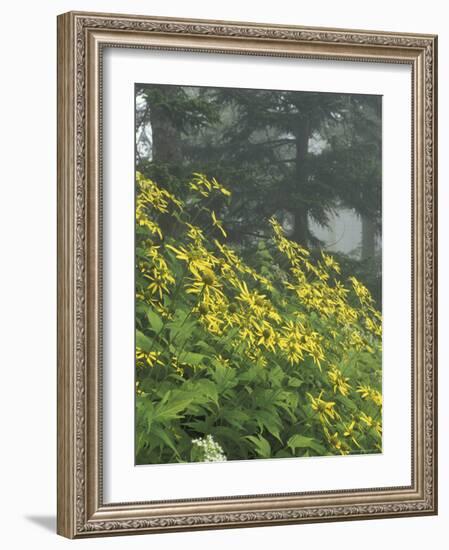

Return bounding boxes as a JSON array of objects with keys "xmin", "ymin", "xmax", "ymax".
[{"xmin": 191, "ymin": 435, "xmax": 227, "ymax": 462}]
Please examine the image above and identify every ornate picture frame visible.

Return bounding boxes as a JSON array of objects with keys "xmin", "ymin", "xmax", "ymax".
[{"xmin": 57, "ymin": 11, "xmax": 437, "ymax": 538}]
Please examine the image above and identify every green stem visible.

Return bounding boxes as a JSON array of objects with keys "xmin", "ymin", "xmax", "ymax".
[
  {"xmin": 214, "ymin": 324, "xmax": 238, "ymax": 358},
  {"xmin": 145, "ymin": 263, "xmax": 189, "ymax": 352},
  {"xmin": 172, "ymin": 308, "xmax": 194, "ymax": 347},
  {"xmin": 172, "ymin": 286, "xmax": 205, "ymax": 350},
  {"xmin": 227, "ymin": 336, "xmax": 246, "ymax": 367}
]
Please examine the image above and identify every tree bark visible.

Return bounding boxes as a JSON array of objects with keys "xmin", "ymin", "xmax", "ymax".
[
  {"xmin": 361, "ymin": 215, "xmax": 376, "ymax": 261},
  {"xmin": 291, "ymin": 119, "xmax": 310, "ymax": 246},
  {"xmin": 149, "ymin": 87, "xmax": 182, "ymax": 164}
]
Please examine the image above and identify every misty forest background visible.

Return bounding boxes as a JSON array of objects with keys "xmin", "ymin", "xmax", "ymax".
[{"xmin": 135, "ymin": 84, "xmax": 382, "ymax": 307}]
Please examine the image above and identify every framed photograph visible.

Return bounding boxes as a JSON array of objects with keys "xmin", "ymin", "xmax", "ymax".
[{"xmin": 57, "ymin": 11, "xmax": 438, "ymax": 538}]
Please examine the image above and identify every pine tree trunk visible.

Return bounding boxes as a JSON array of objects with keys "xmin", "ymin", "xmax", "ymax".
[
  {"xmin": 361, "ymin": 215, "xmax": 376, "ymax": 261},
  {"xmin": 291, "ymin": 120, "xmax": 310, "ymax": 246},
  {"xmin": 150, "ymin": 87, "xmax": 181, "ymax": 164}
]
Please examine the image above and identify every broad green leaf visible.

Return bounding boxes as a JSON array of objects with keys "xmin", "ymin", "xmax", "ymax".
[
  {"xmin": 151, "ymin": 423, "xmax": 180, "ymax": 457},
  {"xmin": 287, "ymin": 434, "xmax": 326, "ymax": 454},
  {"xmin": 187, "ymin": 379, "xmax": 218, "ymax": 405},
  {"xmin": 136, "ymin": 431, "xmax": 147, "ymax": 455},
  {"xmin": 136, "ymin": 330, "xmax": 153, "ymax": 353},
  {"xmin": 253, "ymin": 409, "xmax": 282, "ymax": 442},
  {"xmin": 268, "ymin": 365, "xmax": 285, "ymax": 386},
  {"xmin": 146, "ymin": 309, "xmax": 163, "ymax": 332},
  {"xmin": 195, "ymin": 340, "xmax": 216, "ymax": 354},
  {"xmin": 181, "ymin": 351, "xmax": 208, "ymax": 367},
  {"xmin": 288, "ymin": 376, "xmax": 303, "ymax": 388},
  {"xmin": 211, "ymin": 365, "xmax": 238, "ymax": 393},
  {"xmin": 275, "ymin": 449, "xmax": 294, "ymax": 459},
  {"xmin": 221, "ymin": 408, "xmax": 250, "ymax": 430},
  {"xmin": 154, "ymin": 393, "xmax": 192, "ymax": 421},
  {"xmin": 246, "ymin": 435, "xmax": 271, "ymax": 458}
]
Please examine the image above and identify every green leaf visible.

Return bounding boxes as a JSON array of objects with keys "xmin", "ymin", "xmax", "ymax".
[
  {"xmin": 195, "ymin": 340, "xmax": 216, "ymax": 354},
  {"xmin": 172, "ymin": 323, "xmax": 197, "ymax": 345},
  {"xmin": 268, "ymin": 365, "xmax": 285, "ymax": 386},
  {"xmin": 288, "ymin": 376, "xmax": 303, "ymax": 388},
  {"xmin": 136, "ymin": 301, "xmax": 149, "ymax": 315},
  {"xmin": 181, "ymin": 351, "xmax": 208, "ymax": 367},
  {"xmin": 245, "ymin": 435, "xmax": 271, "ymax": 458},
  {"xmin": 154, "ymin": 393, "xmax": 192, "ymax": 421},
  {"xmin": 221, "ymin": 408, "xmax": 250, "ymax": 430},
  {"xmin": 184, "ymin": 419, "xmax": 211, "ymax": 434},
  {"xmin": 136, "ymin": 431, "xmax": 148, "ymax": 455},
  {"xmin": 151, "ymin": 423, "xmax": 180, "ymax": 457},
  {"xmin": 287, "ymin": 434, "xmax": 326, "ymax": 454},
  {"xmin": 147, "ymin": 309, "xmax": 164, "ymax": 332},
  {"xmin": 136, "ymin": 330, "xmax": 153, "ymax": 353},
  {"xmin": 141, "ymin": 399, "xmax": 155, "ymax": 433},
  {"xmin": 187, "ymin": 379, "xmax": 219, "ymax": 405},
  {"xmin": 253, "ymin": 409, "xmax": 282, "ymax": 442},
  {"xmin": 275, "ymin": 449, "xmax": 294, "ymax": 459},
  {"xmin": 211, "ymin": 365, "xmax": 238, "ymax": 394}
]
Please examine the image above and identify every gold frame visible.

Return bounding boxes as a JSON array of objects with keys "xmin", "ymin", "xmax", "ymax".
[{"xmin": 57, "ymin": 11, "xmax": 438, "ymax": 538}]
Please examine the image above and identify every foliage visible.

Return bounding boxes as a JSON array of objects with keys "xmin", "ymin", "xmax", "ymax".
[{"xmin": 135, "ymin": 172, "xmax": 382, "ymax": 464}]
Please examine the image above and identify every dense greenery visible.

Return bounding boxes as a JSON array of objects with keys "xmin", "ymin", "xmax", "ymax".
[{"xmin": 135, "ymin": 172, "xmax": 382, "ymax": 464}]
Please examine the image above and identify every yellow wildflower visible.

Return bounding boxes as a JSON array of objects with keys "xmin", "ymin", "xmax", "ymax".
[
  {"xmin": 185, "ymin": 267, "xmax": 224, "ymax": 301},
  {"xmin": 213, "ymin": 354, "xmax": 230, "ymax": 367},
  {"xmin": 278, "ymin": 320, "xmax": 305, "ymax": 365},
  {"xmin": 328, "ymin": 366, "xmax": 351, "ymax": 396},
  {"xmin": 144, "ymin": 267, "xmax": 174, "ymax": 300},
  {"xmin": 303, "ymin": 331, "xmax": 325, "ymax": 368},
  {"xmin": 343, "ymin": 420, "xmax": 361, "ymax": 448},
  {"xmin": 166, "ymin": 243, "xmax": 217, "ymax": 274},
  {"xmin": 308, "ymin": 391, "xmax": 340, "ymax": 425},
  {"xmin": 235, "ymin": 280, "xmax": 268, "ymax": 317},
  {"xmin": 189, "ymin": 173, "xmax": 211, "ymax": 197},
  {"xmin": 357, "ymin": 384, "xmax": 382, "ymax": 407},
  {"xmin": 325, "ymin": 430, "xmax": 349, "ymax": 455},
  {"xmin": 185, "ymin": 223, "xmax": 205, "ymax": 244},
  {"xmin": 321, "ymin": 252, "xmax": 341, "ymax": 274},
  {"xmin": 359, "ymin": 412, "xmax": 375, "ymax": 428},
  {"xmin": 136, "ymin": 348, "xmax": 163, "ymax": 368},
  {"xmin": 211, "ymin": 210, "xmax": 227, "ymax": 238},
  {"xmin": 253, "ymin": 320, "xmax": 277, "ymax": 352},
  {"xmin": 349, "ymin": 276, "xmax": 373, "ymax": 305}
]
